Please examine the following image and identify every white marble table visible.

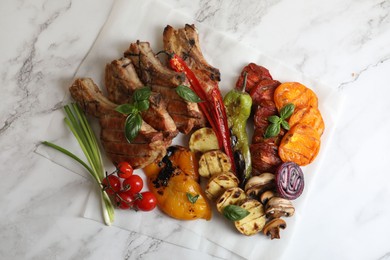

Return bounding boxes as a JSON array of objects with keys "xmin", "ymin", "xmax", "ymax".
[{"xmin": 1, "ymin": 0, "xmax": 390, "ymax": 259}]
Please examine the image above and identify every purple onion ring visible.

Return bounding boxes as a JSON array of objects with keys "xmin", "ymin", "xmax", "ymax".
[{"xmin": 275, "ymin": 162, "xmax": 304, "ymax": 200}]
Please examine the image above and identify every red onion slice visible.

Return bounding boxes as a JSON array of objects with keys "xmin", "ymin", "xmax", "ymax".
[{"xmin": 275, "ymin": 162, "xmax": 304, "ymax": 200}]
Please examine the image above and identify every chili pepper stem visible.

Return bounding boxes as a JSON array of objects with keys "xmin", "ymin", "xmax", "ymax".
[{"xmin": 241, "ymin": 72, "xmax": 248, "ymax": 93}]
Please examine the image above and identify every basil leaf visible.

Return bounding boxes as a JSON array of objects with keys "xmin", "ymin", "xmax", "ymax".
[
  {"xmin": 186, "ymin": 193, "xmax": 199, "ymax": 204},
  {"xmin": 115, "ymin": 104, "xmax": 137, "ymax": 115},
  {"xmin": 124, "ymin": 113, "xmax": 142, "ymax": 143},
  {"xmin": 223, "ymin": 205, "xmax": 250, "ymax": 221},
  {"xmin": 176, "ymin": 85, "xmax": 203, "ymax": 103},
  {"xmin": 135, "ymin": 100, "xmax": 150, "ymax": 112},
  {"xmin": 281, "ymin": 119, "xmax": 290, "ymax": 130},
  {"xmin": 280, "ymin": 103, "xmax": 295, "ymax": 119},
  {"xmin": 133, "ymin": 87, "xmax": 151, "ymax": 102},
  {"xmin": 264, "ymin": 123, "xmax": 280, "ymax": 138},
  {"xmin": 268, "ymin": 115, "xmax": 281, "ymax": 124}
]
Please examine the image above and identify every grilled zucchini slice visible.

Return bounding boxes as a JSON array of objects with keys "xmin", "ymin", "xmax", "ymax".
[
  {"xmin": 205, "ymin": 171, "xmax": 239, "ymax": 201},
  {"xmin": 189, "ymin": 127, "xmax": 219, "ymax": 153},
  {"xmin": 234, "ymin": 199, "xmax": 266, "ymax": 236},
  {"xmin": 216, "ymin": 187, "xmax": 247, "ymax": 213},
  {"xmin": 198, "ymin": 150, "xmax": 232, "ymax": 178}
]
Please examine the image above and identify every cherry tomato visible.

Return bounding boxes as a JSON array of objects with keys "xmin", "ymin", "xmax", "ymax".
[
  {"xmin": 122, "ymin": 175, "xmax": 143, "ymax": 194},
  {"xmin": 115, "ymin": 191, "xmax": 136, "ymax": 209},
  {"xmin": 102, "ymin": 175, "xmax": 120, "ymax": 195},
  {"xmin": 136, "ymin": 191, "xmax": 157, "ymax": 211},
  {"xmin": 117, "ymin": 161, "xmax": 134, "ymax": 179}
]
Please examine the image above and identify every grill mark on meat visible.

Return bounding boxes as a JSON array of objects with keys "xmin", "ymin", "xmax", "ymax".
[
  {"xmin": 70, "ymin": 78, "xmax": 118, "ymax": 117},
  {"xmin": 150, "ymin": 85, "xmax": 206, "ymax": 133},
  {"xmin": 107, "ymin": 151, "xmax": 162, "ymax": 169},
  {"xmin": 105, "ymin": 58, "xmax": 143, "ymax": 104},
  {"xmin": 123, "ymin": 41, "xmax": 205, "ymax": 133},
  {"xmin": 68, "ymin": 26, "xmax": 221, "ymax": 168},
  {"xmin": 105, "ymin": 58, "xmax": 179, "ymax": 139},
  {"xmin": 162, "ymin": 24, "xmax": 226, "ymax": 133},
  {"xmin": 163, "ymin": 24, "xmax": 221, "ymax": 84},
  {"xmin": 142, "ymin": 92, "xmax": 179, "ymax": 139},
  {"xmin": 69, "ymin": 78, "xmax": 167, "ymax": 169},
  {"xmin": 125, "ymin": 41, "xmax": 185, "ymax": 88}
]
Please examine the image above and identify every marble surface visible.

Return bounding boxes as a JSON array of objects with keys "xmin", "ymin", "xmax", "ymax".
[{"xmin": 1, "ymin": 0, "xmax": 390, "ymax": 259}]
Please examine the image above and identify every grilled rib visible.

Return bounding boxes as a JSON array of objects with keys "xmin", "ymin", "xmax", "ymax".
[
  {"xmin": 69, "ymin": 78, "xmax": 167, "ymax": 168},
  {"xmin": 105, "ymin": 58, "xmax": 179, "ymax": 139}
]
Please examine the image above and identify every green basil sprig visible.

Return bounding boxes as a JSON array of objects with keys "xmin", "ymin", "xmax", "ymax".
[
  {"xmin": 115, "ymin": 87, "xmax": 151, "ymax": 142},
  {"xmin": 176, "ymin": 85, "xmax": 203, "ymax": 103},
  {"xmin": 264, "ymin": 103, "xmax": 295, "ymax": 138},
  {"xmin": 223, "ymin": 205, "xmax": 250, "ymax": 221},
  {"xmin": 186, "ymin": 192, "xmax": 199, "ymax": 204}
]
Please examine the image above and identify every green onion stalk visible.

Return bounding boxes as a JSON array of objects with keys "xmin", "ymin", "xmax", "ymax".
[{"xmin": 42, "ymin": 103, "xmax": 115, "ymax": 225}]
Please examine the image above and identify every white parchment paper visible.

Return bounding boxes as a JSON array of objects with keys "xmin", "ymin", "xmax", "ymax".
[{"xmin": 36, "ymin": 0, "xmax": 343, "ymax": 259}]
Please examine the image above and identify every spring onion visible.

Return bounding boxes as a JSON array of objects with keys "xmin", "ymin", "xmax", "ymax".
[{"xmin": 42, "ymin": 103, "xmax": 115, "ymax": 225}]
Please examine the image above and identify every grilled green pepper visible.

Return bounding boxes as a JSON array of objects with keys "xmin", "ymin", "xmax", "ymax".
[{"xmin": 223, "ymin": 73, "xmax": 252, "ymax": 186}]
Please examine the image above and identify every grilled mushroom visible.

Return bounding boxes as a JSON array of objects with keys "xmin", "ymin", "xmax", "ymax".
[
  {"xmin": 244, "ymin": 173, "xmax": 275, "ymax": 198},
  {"xmin": 265, "ymin": 197, "xmax": 295, "ymax": 218},
  {"xmin": 260, "ymin": 190, "xmax": 276, "ymax": 205},
  {"xmin": 262, "ymin": 218, "xmax": 286, "ymax": 239}
]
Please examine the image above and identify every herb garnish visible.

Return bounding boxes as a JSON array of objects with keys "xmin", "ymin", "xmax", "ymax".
[
  {"xmin": 223, "ymin": 205, "xmax": 250, "ymax": 221},
  {"xmin": 115, "ymin": 87, "xmax": 151, "ymax": 142},
  {"xmin": 176, "ymin": 85, "xmax": 203, "ymax": 103},
  {"xmin": 42, "ymin": 103, "xmax": 115, "ymax": 225},
  {"xmin": 186, "ymin": 192, "xmax": 199, "ymax": 204},
  {"xmin": 264, "ymin": 103, "xmax": 295, "ymax": 138}
]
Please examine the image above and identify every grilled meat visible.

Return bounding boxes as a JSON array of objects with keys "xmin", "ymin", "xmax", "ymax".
[
  {"xmin": 105, "ymin": 57, "xmax": 143, "ymax": 104},
  {"xmin": 150, "ymin": 84, "xmax": 206, "ymax": 133},
  {"xmin": 125, "ymin": 41, "xmax": 185, "ymax": 88},
  {"xmin": 69, "ymin": 25, "xmax": 224, "ymax": 169},
  {"xmin": 124, "ymin": 41, "xmax": 206, "ymax": 133},
  {"xmin": 163, "ymin": 24, "xmax": 221, "ymax": 85},
  {"xmin": 69, "ymin": 78, "xmax": 167, "ymax": 168},
  {"xmin": 105, "ymin": 58, "xmax": 179, "ymax": 139}
]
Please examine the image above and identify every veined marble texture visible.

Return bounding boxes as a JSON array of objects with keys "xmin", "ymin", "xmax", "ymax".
[{"xmin": 1, "ymin": 0, "xmax": 390, "ymax": 259}]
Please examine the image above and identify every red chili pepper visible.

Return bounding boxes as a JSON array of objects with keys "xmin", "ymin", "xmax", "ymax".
[
  {"xmin": 169, "ymin": 54, "xmax": 236, "ymax": 173},
  {"xmin": 209, "ymin": 87, "xmax": 236, "ymax": 173},
  {"xmin": 169, "ymin": 55, "xmax": 221, "ymax": 145}
]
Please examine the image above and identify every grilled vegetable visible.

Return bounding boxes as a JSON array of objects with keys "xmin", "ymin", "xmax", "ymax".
[
  {"xmin": 278, "ymin": 123, "xmax": 321, "ymax": 166},
  {"xmin": 143, "ymin": 146, "xmax": 211, "ymax": 220},
  {"xmin": 216, "ymin": 187, "xmax": 247, "ymax": 213},
  {"xmin": 169, "ymin": 54, "xmax": 236, "ymax": 173},
  {"xmin": 224, "ymin": 72, "xmax": 252, "ymax": 185},
  {"xmin": 288, "ymin": 106, "xmax": 325, "ymax": 136},
  {"xmin": 42, "ymin": 103, "xmax": 115, "ymax": 225},
  {"xmin": 244, "ymin": 173, "xmax": 275, "ymax": 199},
  {"xmin": 234, "ymin": 199, "xmax": 266, "ymax": 236},
  {"xmin": 265, "ymin": 197, "xmax": 295, "ymax": 218},
  {"xmin": 205, "ymin": 171, "xmax": 239, "ymax": 201},
  {"xmin": 189, "ymin": 127, "xmax": 219, "ymax": 153},
  {"xmin": 274, "ymin": 82, "xmax": 318, "ymax": 111},
  {"xmin": 198, "ymin": 150, "xmax": 232, "ymax": 178},
  {"xmin": 262, "ymin": 218, "xmax": 287, "ymax": 239},
  {"xmin": 275, "ymin": 162, "xmax": 304, "ymax": 200}
]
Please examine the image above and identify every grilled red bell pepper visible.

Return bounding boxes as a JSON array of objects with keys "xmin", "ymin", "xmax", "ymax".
[{"xmin": 169, "ymin": 54, "xmax": 236, "ymax": 173}]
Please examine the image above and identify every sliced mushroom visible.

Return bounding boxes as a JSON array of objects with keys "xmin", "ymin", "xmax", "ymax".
[
  {"xmin": 265, "ymin": 197, "xmax": 295, "ymax": 218},
  {"xmin": 244, "ymin": 173, "xmax": 275, "ymax": 198},
  {"xmin": 260, "ymin": 190, "xmax": 276, "ymax": 205},
  {"xmin": 262, "ymin": 218, "xmax": 286, "ymax": 239}
]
